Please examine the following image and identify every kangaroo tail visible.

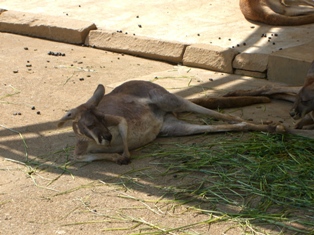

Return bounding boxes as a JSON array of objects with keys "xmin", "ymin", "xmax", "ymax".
[
  {"xmin": 189, "ymin": 96, "xmax": 271, "ymax": 109},
  {"xmin": 240, "ymin": 0, "xmax": 314, "ymax": 26}
]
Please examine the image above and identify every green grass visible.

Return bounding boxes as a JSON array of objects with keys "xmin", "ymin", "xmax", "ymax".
[{"xmin": 147, "ymin": 133, "xmax": 314, "ymax": 234}]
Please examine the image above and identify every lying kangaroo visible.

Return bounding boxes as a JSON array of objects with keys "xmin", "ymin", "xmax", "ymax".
[
  {"xmin": 225, "ymin": 61, "xmax": 314, "ymax": 129},
  {"xmin": 58, "ymin": 80, "xmax": 284, "ymax": 164},
  {"xmin": 239, "ymin": 0, "xmax": 314, "ymax": 25}
]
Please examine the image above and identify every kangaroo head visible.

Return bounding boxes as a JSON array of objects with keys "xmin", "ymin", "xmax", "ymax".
[
  {"xmin": 58, "ymin": 84, "xmax": 112, "ymax": 145},
  {"xmin": 290, "ymin": 61, "xmax": 314, "ymax": 120}
]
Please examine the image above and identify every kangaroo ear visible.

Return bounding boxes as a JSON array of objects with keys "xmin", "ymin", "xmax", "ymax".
[
  {"xmin": 85, "ymin": 84, "xmax": 105, "ymax": 107},
  {"xmin": 58, "ymin": 85, "xmax": 105, "ymax": 128},
  {"xmin": 304, "ymin": 61, "xmax": 314, "ymax": 87},
  {"xmin": 307, "ymin": 61, "xmax": 314, "ymax": 77},
  {"xmin": 57, "ymin": 108, "xmax": 79, "ymax": 127}
]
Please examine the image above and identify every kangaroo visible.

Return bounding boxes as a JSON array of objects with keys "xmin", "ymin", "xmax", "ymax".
[
  {"xmin": 58, "ymin": 80, "xmax": 284, "ymax": 164},
  {"xmin": 225, "ymin": 61, "xmax": 314, "ymax": 129},
  {"xmin": 239, "ymin": 0, "xmax": 314, "ymax": 25}
]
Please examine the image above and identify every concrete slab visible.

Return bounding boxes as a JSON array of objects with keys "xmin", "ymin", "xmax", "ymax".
[
  {"xmin": 1, "ymin": 0, "xmax": 313, "ymax": 54},
  {"xmin": 183, "ymin": 44, "xmax": 238, "ymax": 73},
  {"xmin": 0, "ymin": 10, "xmax": 96, "ymax": 44},
  {"xmin": 268, "ymin": 42, "xmax": 314, "ymax": 85},
  {"xmin": 233, "ymin": 53, "xmax": 269, "ymax": 72},
  {"xmin": 85, "ymin": 29, "xmax": 187, "ymax": 63},
  {"xmin": 0, "ymin": 0, "xmax": 313, "ymax": 83}
]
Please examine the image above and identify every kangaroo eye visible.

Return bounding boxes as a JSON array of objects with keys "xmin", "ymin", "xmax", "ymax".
[
  {"xmin": 67, "ymin": 113, "xmax": 72, "ymax": 117},
  {"xmin": 87, "ymin": 123, "xmax": 95, "ymax": 128}
]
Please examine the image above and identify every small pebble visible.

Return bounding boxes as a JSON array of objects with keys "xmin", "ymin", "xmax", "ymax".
[
  {"xmin": 13, "ymin": 70, "xmax": 18, "ymax": 73},
  {"xmin": 79, "ymin": 78, "xmax": 84, "ymax": 81},
  {"xmin": 31, "ymin": 106, "xmax": 36, "ymax": 110},
  {"xmin": 24, "ymin": 47, "xmax": 29, "ymax": 50},
  {"xmin": 36, "ymin": 111, "xmax": 41, "ymax": 115},
  {"xmin": 138, "ymin": 24, "xmax": 142, "ymax": 28},
  {"xmin": 197, "ymin": 33, "xmax": 200, "ymax": 36},
  {"xmin": 48, "ymin": 51, "xmax": 66, "ymax": 56}
]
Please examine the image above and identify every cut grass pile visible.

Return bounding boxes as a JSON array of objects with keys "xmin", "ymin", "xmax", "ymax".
[{"xmin": 147, "ymin": 133, "xmax": 314, "ymax": 234}]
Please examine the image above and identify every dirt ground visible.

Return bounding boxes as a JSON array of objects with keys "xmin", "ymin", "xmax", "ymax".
[{"xmin": 0, "ymin": 32, "xmax": 307, "ymax": 235}]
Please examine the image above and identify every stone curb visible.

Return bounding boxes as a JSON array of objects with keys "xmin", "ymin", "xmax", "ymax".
[
  {"xmin": 183, "ymin": 44, "xmax": 238, "ymax": 74},
  {"xmin": 1, "ymin": 9, "xmax": 313, "ymax": 85},
  {"xmin": 85, "ymin": 29, "xmax": 187, "ymax": 64},
  {"xmin": 0, "ymin": 9, "xmax": 96, "ymax": 44}
]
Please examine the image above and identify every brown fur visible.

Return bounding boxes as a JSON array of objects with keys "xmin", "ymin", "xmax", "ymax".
[
  {"xmin": 58, "ymin": 80, "xmax": 284, "ymax": 164},
  {"xmin": 240, "ymin": 0, "xmax": 314, "ymax": 25},
  {"xmin": 190, "ymin": 96, "xmax": 271, "ymax": 109}
]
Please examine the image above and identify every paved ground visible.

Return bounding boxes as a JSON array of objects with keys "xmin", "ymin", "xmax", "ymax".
[{"xmin": 1, "ymin": 0, "xmax": 314, "ymax": 54}]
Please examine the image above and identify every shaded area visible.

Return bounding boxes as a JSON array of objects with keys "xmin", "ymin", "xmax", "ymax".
[{"xmin": 1, "ymin": 75, "xmax": 313, "ymax": 233}]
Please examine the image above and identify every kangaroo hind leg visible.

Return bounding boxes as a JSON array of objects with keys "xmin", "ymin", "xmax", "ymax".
[
  {"xmin": 159, "ymin": 114, "xmax": 282, "ymax": 137},
  {"xmin": 148, "ymin": 88, "xmax": 244, "ymax": 123}
]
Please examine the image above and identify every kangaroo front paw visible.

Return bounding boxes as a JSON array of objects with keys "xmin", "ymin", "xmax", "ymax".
[
  {"xmin": 275, "ymin": 124, "xmax": 286, "ymax": 133},
  {"xmin": 267, "ymin": 123, "xmax": 285, "ymax": 133},
  {"xmin": 116, "ymin": 155, "xmax": 131, "ymax": 165}
]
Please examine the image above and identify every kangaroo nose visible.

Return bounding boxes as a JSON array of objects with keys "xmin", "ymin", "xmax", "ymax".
[
  {"xmin": 105, "ymin": 133, "xmax": 112, "ymax": 142},
  {"xmin": 289, "ymin": 109, "xmax": 296, "ymax": 117},
  {"xmin": 98, "ymin": 133, "xmax": 112, "ymax": 145}
]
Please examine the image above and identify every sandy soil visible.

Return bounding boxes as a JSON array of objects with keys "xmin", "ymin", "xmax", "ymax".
[{"xmin": 0, "ymin": 32, "xmax": 304, "ymax": 235}]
